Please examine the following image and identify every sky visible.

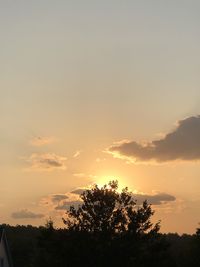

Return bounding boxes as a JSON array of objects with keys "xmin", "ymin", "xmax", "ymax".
[{"xmin": 1, "ymin": 0, "xmax": 200, "ymax": 234}]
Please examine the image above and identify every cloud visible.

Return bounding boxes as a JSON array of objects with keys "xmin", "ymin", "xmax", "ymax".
[
  {"xmin": 55, "ymin": 200, "xmax": 82, "ymax": 210},
  {"xmin": 133, "ymin": 193, "xmax": 176, "ymax": 205},
  {"xmin": 73, "ymin": 173, "xmax": 97, "ymax": 180},
  {"xmin": 30, "ymin": 136, "xmax": 57, "ymax": 146},
  {"xmin": 73, "ymin": 173, "xmax": 86, "ymax": 178},
  {"xmin": 11, "ymin": 209, "xmax": 45, "ymax": 219},
  {"xmin": 108, "ymin": 116, "xmax": 200, "ymax": 162},
  {"xmin": 53, "ymin": 192, "xmax": 175, "ymax": 210},
  {"xmin": 73, "ymin": 151, "xmax": 82, "ymax": 158},
  {"xmin": 70, "ymin": 188, "xmax": 86, "ymax": 195},
  {"xmin": 25, "ymin": 153, "xmax": 67, "ymax": 171},
  {"xmin": 41, "ymin": 190, "xmax": 83, "ymax": 212},
  {"xmin": 70, "ymin": 188, "xmax": 176, "ymax": 206},
  {"xmin": 40, "ymin": 185, "xmax": 176, "ymax": 216},
  {"xmin": 51, "ymin": 194, "xmax": 69, "ymax": 202},
  {"xmin": 96, "ymin": 158, "xmax": 106, "ymax": 163},
  {"xmin": 40, "ymin": 194, "xmax": 69, "ymax": 208}
]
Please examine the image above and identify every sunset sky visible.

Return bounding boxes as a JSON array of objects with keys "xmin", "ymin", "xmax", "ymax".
[{"xmin": 1, "ymin": 0, "xmax": 200, "ymax": 234}]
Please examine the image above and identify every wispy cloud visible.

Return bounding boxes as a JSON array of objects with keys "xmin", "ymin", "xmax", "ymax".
[
  {"xmin": 11, "ymin": 209, "xmax": 45, "ymax": 219},
  {"xmin": 70, "ymin": 188, "xmax": 86, "ymax": 195},
  {"xmin": 51, "ymin": 194, "xmax": 69, "ymax": 202},
  {"xmin": 96, "ymin": 157, "xmax": 106, "ymax": 163},
  {"xmin": 25, "ymin": 153, "xmax": 67, "ymax": 171},
  {"xmin": 73, "ymin": 150, "xmax": 82, "ymax": 158},
  {"xmin": 108, "ymin": 116, "xmax": 200, "ymax": 163},
  {"xmin": 73, "ymin": 173, "xmax": 85, "ymax": 178},
  {"xmin": 30, "ymin": 136, "xmax": 57, "ymax": 146},
  {"xmin": 73, "ymin": 173, "xmax": 97, "ymax": 179}
]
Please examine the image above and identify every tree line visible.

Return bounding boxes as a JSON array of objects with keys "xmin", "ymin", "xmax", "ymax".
[{"xmin": 2, "ymin": 181, "xmax": 200, "ymax": 267}]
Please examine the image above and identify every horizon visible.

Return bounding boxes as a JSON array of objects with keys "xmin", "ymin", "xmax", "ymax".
[{"xmin": 1, "ymin": 0, "xmax": 200, "ymax": 235}]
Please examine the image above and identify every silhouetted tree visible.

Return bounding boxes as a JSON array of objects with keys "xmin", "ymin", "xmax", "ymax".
[
  {"xmin": 63, "ymin": 180, "xmax": 160, "ymax": 237},
  {"xmin": 192, "ymin": 225, "xmax": 200, "ymax": 265},
  {"xmin": 196, "ymin": 226, "xmax": 200, "ymax": 237},
  {"xmin": 1, "ymin": 224, "xmax": 40, "ymax": 267},
  {"xmin": 5, "ymin": 181, "xmax": 186, "ymax": 267},
  {"xmin": 3, "ymin": 221, "xmax": 200, "ymax": 267},
  {"xmin": 35, "ymin": 219, "xmax": 66, "ymax": 267},
  {"xmin": 62, "ymin": 181, "xmax": 163, "ymax": 267}
]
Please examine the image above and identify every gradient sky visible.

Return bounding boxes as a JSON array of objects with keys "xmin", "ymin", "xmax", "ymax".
[{"xmin": 1, "ymin": 0, "xmax": 200, "ymax": 234}]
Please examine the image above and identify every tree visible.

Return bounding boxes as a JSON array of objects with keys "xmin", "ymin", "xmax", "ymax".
[
  {"xmin": 63, "ymin": 180, "xmax": 160, "ymax": 238},
  {"xmin": 62, "ymin": 181, "xmax": 163, "ymax": 267},
  {"xmin": 196, "ymin": 226, "xmax": 200, "ymax": 237},
  {"xmin": 192, "ymin": 225, "xmax": 200, "ymax": 265},
  {"xmin": 36, "ymin": 219, "xmax": 65, "ymax": 267}
]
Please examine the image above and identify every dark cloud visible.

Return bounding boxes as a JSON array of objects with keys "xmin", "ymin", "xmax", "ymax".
[
  {"xmin": 55, "ymin": 200, "xmax": 82, "ymax": 210},
  {"xmin": 133, "ymin": 193, "xmax": 176, "ymax": 205},
  {"xmin": 69, "ymin": 188, "xmax": 176, "ymax": 206},
  {"xmin": 109, "ymin": 116, "xmax": 200, "ymax": 162},
  {"xmin": 11, "ymin": 209, "xmax": 45, "ymax": 219},
  {"xmin": 54, "ymin": 191, "xmax": 175, "ymax": 210},
  {"xmin": 43, "ymin": 186, "xmax": 176, "ymax": 213},
  {"xmin": 26, "ymin": 153, "xmax": 67, "ymax": 171}
]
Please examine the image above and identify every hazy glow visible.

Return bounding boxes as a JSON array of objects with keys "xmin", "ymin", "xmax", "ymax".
[
  {"xmin": 95, "ymin": 176, "xmax": 126, "ymax": 192},
  {"xmin": 1, "ymin": 0, "xmax": 200, "ymax": 234}
]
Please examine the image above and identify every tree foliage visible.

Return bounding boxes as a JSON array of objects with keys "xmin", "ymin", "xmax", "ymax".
[
  {"xmin": 2, "ymin": 185, "xmax": 200, "ymax": 267},
  {"xmin": 4, "ymin": 181, "xmax": 200, "ymax": 267},
  {"xmin": 61, "ymin": 181, "xmax": 165, "ymax": 266},
  {"xmin": 63, "ymin": 180, "xmax": 160, "ymax": 239}
]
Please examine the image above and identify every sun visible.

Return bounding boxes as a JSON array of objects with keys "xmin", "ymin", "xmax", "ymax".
[{"xmin": 95, "ymin": 175, "xmax": 126, "ymax": 192}]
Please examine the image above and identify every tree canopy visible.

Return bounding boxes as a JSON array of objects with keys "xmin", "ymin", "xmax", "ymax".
[
  {"xmin": 3, "ymin": 181, "xmax": 200, "ymax": 267},
  {"xmin": 63, "ymin": 180, "xmax": 160, "ymax": 238}
]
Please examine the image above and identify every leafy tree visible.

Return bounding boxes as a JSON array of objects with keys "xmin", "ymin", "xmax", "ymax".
[
  {"xmin": 62, "ymin": 181, "xmax": 164, "ymax": 266},
  {"xmin": 63, "ymin": 180, "xmax": 160, "ymax": 238}
]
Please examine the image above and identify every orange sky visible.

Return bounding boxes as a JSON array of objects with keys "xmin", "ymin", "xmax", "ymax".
[{"xmin": 1, "ymin": 0, "xmax": 200, "ymax": 234}]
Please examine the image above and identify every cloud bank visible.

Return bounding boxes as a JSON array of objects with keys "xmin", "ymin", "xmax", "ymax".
[
  {"xmin": 11, "ymin": 209, "xmax": 45, "ymax": 219},
  {"xmin": 108, "ymin": 116, "xmax": 200, "ymax": 162},
  {"xmin": 44, "ymin": 188, "xmax": 175, "ymax": 212}
]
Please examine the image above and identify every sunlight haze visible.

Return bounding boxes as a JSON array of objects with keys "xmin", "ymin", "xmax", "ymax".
[{"xmin": 1, "ymin": 0, "xmax": 200, "ymax": 234}]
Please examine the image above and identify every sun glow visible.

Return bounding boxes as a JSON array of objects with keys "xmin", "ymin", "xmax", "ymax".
[{"xmin": 95, "ymin": 175, "xmax": 126, "ymax": 192}]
